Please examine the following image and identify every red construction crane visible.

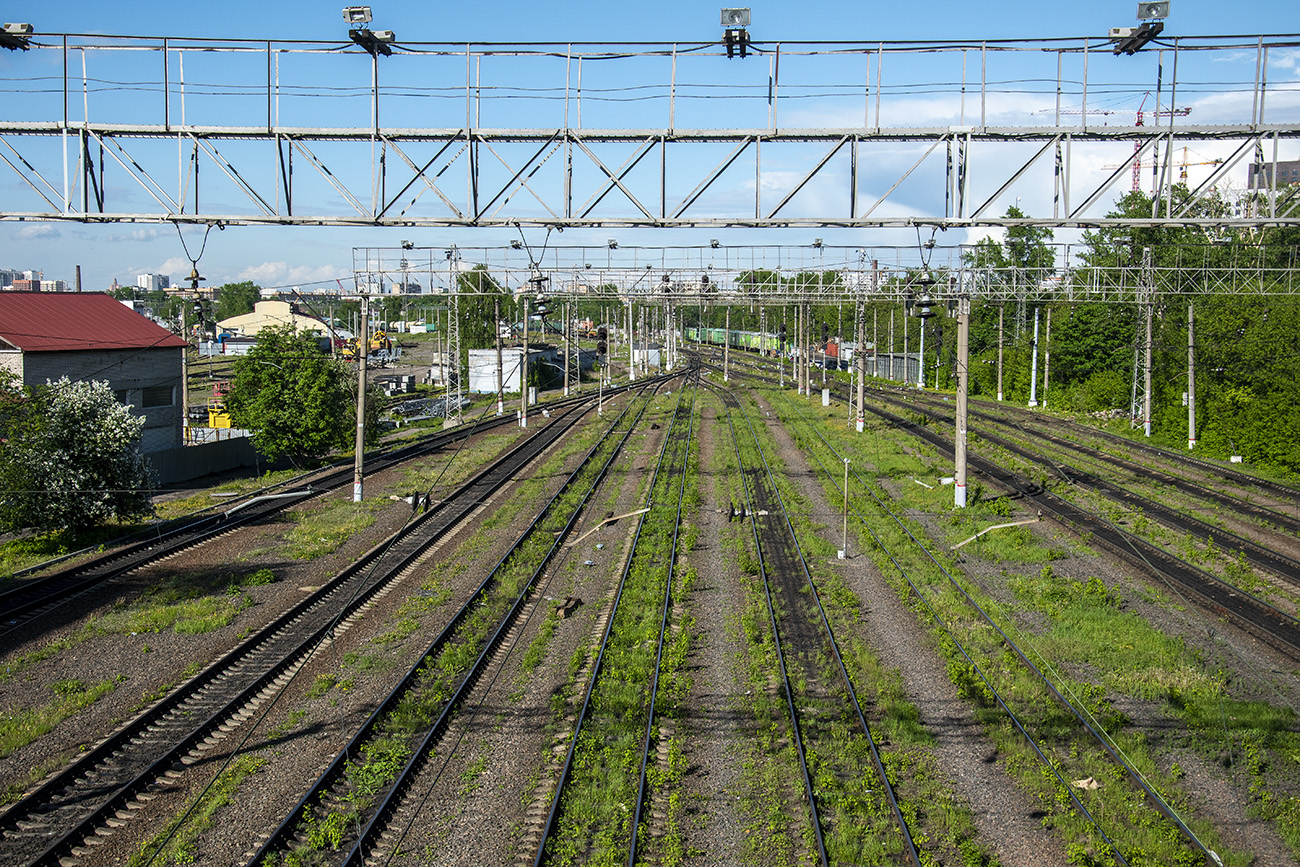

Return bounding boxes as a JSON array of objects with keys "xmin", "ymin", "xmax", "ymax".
[{"xmin": 1132, "ymin": 92, "xmax": 1191, "ymax": 191}]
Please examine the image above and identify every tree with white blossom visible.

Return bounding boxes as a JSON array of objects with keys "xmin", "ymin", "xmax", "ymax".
[{"xmin": 0, "ymin": 376, "xmax": 155, "ymax": 534}]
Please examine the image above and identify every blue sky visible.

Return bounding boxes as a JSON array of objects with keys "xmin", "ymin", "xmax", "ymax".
[{"xmin": 1, "ymin": 1, "xmax": 1297, "ymax": 292}]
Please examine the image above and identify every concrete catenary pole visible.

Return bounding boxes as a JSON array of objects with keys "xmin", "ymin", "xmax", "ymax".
[
  {"xmin": 1042, "ymin": 307, "xmax": 1052, "ymax": 410},
  {"xmin": 1188, "ymin": 303, "xmax": 1196, "ymax": 449},
  {"xmin": 1028, "ymin": 306, "xmax": 1040, "ymax": 407},
  {"xmin": 997, "ymin": 305, "xmax": 1004, "ymax": 401},
  {"xmin": 955, "ymin": 296, "xmax": 971, "ymax": 508},
  {"xmin": 520, "ymin": 296, "xmax": 529, "ymax": 428},
  {"xmin": 353, "ymin": 293, "xmax": 369, "ymax": 502},
  {"xmin": 495, "ymin": 297, "xmax": 504, "ymax": 416}
]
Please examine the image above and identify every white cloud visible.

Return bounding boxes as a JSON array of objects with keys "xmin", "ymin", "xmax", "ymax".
[
  {"xmin": 236, "ymin": 261, "xmax": 348, "ymax": 287},
  {"xmin": 107, "ymin": 227, "xmax": 164, "ymax": 243},
  {"xmin": 15, "ymin": 224, "xmax": 61, "ymax": 241}
]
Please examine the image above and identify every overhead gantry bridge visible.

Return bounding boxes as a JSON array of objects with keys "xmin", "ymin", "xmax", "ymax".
[{"xmin": 0, "ymin": 31, "xmax": 1297, "ymax": 230}]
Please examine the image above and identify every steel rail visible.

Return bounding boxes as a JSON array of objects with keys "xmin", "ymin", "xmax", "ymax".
[
  {"xmin": 248, "ymin": 383, "xmax": 657, "ymax": 865},
  {"xmin": 710, "ymin": 351, "xmax": 1300, "ymax": 655},
  {"xmin": 0, "ymin": 386, "xmax": 607, "ymax": 636},
  {"xmin": 884, "ymin": 389, "xmax": 1300, "ymax": 587},
  {"xmin": 779, "ymin": 397, "xmax": 1138, "ymax": 866},
  {"xmin": 532, "ymin": 371, "xmax": 692, "ymax": 867},
  {"xmin": 961, "ymin": 398, "xmax": 1300, "ymax": 536},
  {"xmin": 1, "ymin": 400, "xmax": 589, "ymax": 867},
  {"xmin": 726, "ymin": 384, "xmax": 920, "ymax": 867},
  {"xmin": 710, "ymin": 383, "xmax": 828, "ymax": 867},
  {"xmin": 626, "ymin": 371, "xmax": 698, "ymax": 867},
  {"xmin": 974, "ymin": 397, "xmax": 1300, "ymax": 508},
  {"xmin": 696, "ymin": 350, "xmax": 1276, "ymax": 859}
]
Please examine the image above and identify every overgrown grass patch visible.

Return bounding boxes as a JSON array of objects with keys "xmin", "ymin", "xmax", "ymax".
[
  {"xmin": 127, "ymin": 755, "xmax": 267, "ymax": 866},
  {"xmin": 766, "ymin": 386, "xmax": 1266, "ymax": 866},
  {"xmin": 93, "ymin": 569, "xmax": 264, "ymax": 636},
  {"xmin": 283, "ymin": 498, "xmax": 382, "ymax": 559},
  {"xmin": 0, "ymin": 676, "xmax": 120, "ymax": 758}
]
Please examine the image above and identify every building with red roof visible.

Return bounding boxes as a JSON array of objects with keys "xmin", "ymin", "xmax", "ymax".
[{"xmin": 0, "ymin": 292, "xmax": 188, "ymax": 452}]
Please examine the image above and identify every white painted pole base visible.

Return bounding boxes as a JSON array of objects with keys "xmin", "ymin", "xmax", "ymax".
[
  {"xmin": 856, "ymin": 417, "xmax": 864, "ymax": 432},
  {"xmin": 954, "ymin": 483, "xmax": 967, "ymax": 508},
  {"xmin": 822, "ymin": 388, "xmax": 830, "ymax": 406},
  {"xmin": 1188, "ymin": 438, "xmax": 1196, "ymax": 450},
  {"xmin": 997, "ymin": 392, "xmax": 1003, "ymax": 401},
  {"xmin": 353, "ymin": 483, "xmax": 363, "ymax": 503}
]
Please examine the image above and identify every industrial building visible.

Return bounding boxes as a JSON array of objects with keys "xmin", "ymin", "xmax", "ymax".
[{"xmin": 0, "ymin": 292, "xmax": 188, "ymax": 453}]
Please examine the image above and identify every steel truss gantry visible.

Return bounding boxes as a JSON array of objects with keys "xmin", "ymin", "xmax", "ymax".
[
  {"xmin": 1, "ymin": 33, "xmax": 1298, "ymax": 229},
  {"xmin": 352, "ymin": 243, "xmax": 1300, "ymax": 305}
]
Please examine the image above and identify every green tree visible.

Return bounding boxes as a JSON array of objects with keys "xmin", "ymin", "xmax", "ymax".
[
  {"xmin": 225, "ymin": 326, "xmax": 378, "ymax": 462},
  {"xmin": 215, "ymin": 281, "xmax": 262, "ymax": 320},
  {"xmin": 455, "ymin": 266, "xmax": 509, "ymax": 352},
  {"xmin": 0, "ymin": 377, "xmax": 154, "ymax": 533}
]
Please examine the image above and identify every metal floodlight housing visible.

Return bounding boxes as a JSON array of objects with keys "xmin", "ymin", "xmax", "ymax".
[
  {"xmin": 371, "ymin": 29, "xmax": 395, "ymax": 43},
  {"xmin": 342, "ymin": 6, "xmax": 372, "ymax": 24},
  {"xmin": 510, "ymin": 239, "xmax": 522, "ymax": 249},
  {"xmin": 720, "ymin": 7, "xmax": 750, "ymax": 27},
  {"xmin": 710, "ymin": 239, "xmax": 720, "ymax": 248},
  {"xmin": 607, "ymin": 239, "xmax": 618, "ymax": 249},
  {"xmin": 1, "ymin": 22, "xmax": 33, "ymax": 50},
  {"xmin": 1137, "ymin": 1, "xmax": 1169, "ymax": 20}
]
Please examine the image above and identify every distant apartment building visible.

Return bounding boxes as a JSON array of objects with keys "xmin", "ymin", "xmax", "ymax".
[
  {"xmin": 11, "ymin": 279, "xmax": 40, "ymax": 291},
  {"xmin": 39, "ymin": 280, "xmax": 67, "ymax": 292},
  {"xmin": 1248, "ymin": 158, "xmax": 1300, "ymax": 190},
  {"xmin": 136, "ymin": 273, "xmax": 171, "ymax": 291},
  {"xmin": 1, "ymin": 269, "xmax": 41, "ymax": 290}
]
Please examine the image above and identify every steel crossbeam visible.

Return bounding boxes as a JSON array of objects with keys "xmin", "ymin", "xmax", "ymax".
[{"xmin": 0, "ymin": 33, "xmax": 1297, "ymax": 228}]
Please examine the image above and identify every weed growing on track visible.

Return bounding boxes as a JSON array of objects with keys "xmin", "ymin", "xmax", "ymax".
[
  {"xmin": 125, "ymin": 756, "xmax": 267, "ymax": 866},
  {"xmin": 283, "ymin": 498, "xmax": 382, "ymax": 559},
  {"xmin": 775, "ymin": 391, "xmax": 1271, "ymax": 865},
  {"xmin": 545, "ymin": 391, "xmax": 700, "ymax": 866},
  {"xmin": 0, "ymin": 676, "xmax": 120, "ymax": 759},
  {"xmin": 277, "ymin": 398, "xmax": 647, "ymax": 864},
  {"xmin": 738, "ymin": 390, "xmax": 996, "ymax": 866}
]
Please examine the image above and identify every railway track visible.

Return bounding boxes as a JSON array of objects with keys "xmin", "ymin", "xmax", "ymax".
[
  {"xmin": 533, "ymin": 369, "xmax": 698, "ymax": 865},
  {"xmin": 714, "ymin": 382, "xmax": 919, "ymax": 866},
  {"xmin": 779, "ymin": 398, "xmax": 1220, "ymax": 866},
  {"xmin": 690, "ymin": 349, "xmax": 1300, "ymax": 658},
  {"xmin": 877, "ymin": 388, "xmax": 1300, "ymax": 589},
  {"xmin": 0, "ymin": 394, "xmax": 606, "ymax": 867},
  {"xmin": 0, "ymin": 390, "xmax": 608, "ymax": 639},
  {"xmin": 246, "ymin": 380, "xmax": 667, "ymax": 866}
]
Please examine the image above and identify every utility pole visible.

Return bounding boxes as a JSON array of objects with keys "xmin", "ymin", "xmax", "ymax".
[
  {"xmin": 1188, "ymin": 303, "xmax": 1196, "ymax": 449},
  {"xmin": 724, "ymin": 307, "xmax": 730, "ymax": 382},
  {"xmin": 520, "ymin": 296, "xmax": 529, "ymax": 428},
  {"xmin": 1042, "ymin": 307, "xmax": 1052, "ymax": 410},
  {"xmin": 180, "ymin": 303, "xmax": 190, "ymax": 439},
  {"xmin": 1028, "ymin": 306, "xmax": 1040, "ymax": 407},
  {"xmin": 628, "ymin": 301, "xmax": 635, "ymax": 382},
  {"xmin": 495, "ymin": 296, "xmax": 504, "ymax": 416},
  {"xmin": 917, "ymin": 314, "xmax": 927, "ymax": 390},
  {"xmin": 563, "ymin": 301, "xmax": 570, "ymax": 397},
  {"xmin": 902, "ymin": 307, "xmax": 909, "ymax": 386},
  {"xmin": 997, "ymin": 306, "xmax": 1004, "ymax": 401},
  {"xmin": 955, "ymin": 295, "xmax": 971, "ymax": 508},
  {"xmin": 884, "ymin": 309, "xmax": 891, "ymax": 381},
  {"xmin": 353, "ymin": 293, "xmax": 369, "ymax": 502},
  {"xmin": 857, "ymin": 303, "xmax": 866, "ymax": 432}
]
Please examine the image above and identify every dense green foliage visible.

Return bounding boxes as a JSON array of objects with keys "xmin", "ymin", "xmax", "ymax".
[
  {"xmin": 214, "ymin": 280, "xmax": 262, "ymax": 320},
  {"xmin": 0, "ymin": 376, "xmax": 155, "ymax": 533},
  {"xmin": 224, "ymin": 326, "xmax": 379, "ymax": 461}
]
